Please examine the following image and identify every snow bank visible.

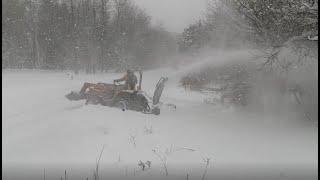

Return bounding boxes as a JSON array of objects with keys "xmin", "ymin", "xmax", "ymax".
[{"xmin": 2, "ymin": 69, "xmax": 317, "ymax": 179}]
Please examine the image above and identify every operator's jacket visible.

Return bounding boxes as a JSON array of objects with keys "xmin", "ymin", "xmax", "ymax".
[{"xmin": 114, "ymin": 72, "xmax": 138, "ymax": 90}]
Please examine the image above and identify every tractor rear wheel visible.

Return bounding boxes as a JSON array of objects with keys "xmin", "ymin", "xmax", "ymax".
[{"xmin": 152, "ymin": 107, "xmax": 160, "ymax": 115}]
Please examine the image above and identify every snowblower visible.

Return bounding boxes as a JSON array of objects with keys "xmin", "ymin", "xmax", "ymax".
[{"xmin": 65, "ymin": 71, "xmax": 168, "ymax": 115}]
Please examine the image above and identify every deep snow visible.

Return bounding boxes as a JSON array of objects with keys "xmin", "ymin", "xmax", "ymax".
[{"xmin": 2, "ymin": 67, "xmax": 318, "ymax": 180}]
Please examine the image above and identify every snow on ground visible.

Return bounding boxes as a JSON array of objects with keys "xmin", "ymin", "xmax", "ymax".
[{"xmin": 2, "ymin": 68, "xmax": 318, "ymax": 180}]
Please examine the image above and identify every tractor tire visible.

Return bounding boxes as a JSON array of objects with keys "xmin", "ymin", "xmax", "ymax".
[
  {"xmin": 85, "ymin": 95, "xmax": 102, "ymax": 105},
  {"xmin": 152, "ymin": 107, "xmax": 160, "ymax": 115}
]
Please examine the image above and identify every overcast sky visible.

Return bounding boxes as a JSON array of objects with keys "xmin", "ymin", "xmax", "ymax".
[{"xmin": 133, "ymin": 0, "xmax": 207, "ymax": 33}]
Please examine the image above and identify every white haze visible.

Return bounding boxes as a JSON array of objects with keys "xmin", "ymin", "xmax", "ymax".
[{"xmin": 2, "ymin": 0, "xmax": 317, "ymax": 179}]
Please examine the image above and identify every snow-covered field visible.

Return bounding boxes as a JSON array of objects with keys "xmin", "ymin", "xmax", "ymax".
[{"xmin": 2, "ymin": 68, "xmax": 318, "ymax": 180}]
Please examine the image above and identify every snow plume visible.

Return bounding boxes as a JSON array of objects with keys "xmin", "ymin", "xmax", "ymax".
[
  {"xmin": 170, "ymin": 48, "xmax": 261, "ymax": 78},
  {"xmin": 168, "ymin": 45, "xmax": 318, "ymax": 122}
]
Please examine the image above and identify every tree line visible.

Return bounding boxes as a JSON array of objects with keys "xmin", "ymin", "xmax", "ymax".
[
  {"xmin": 2, "ymin": 0, "xmax": 178, "ymax": 72},
  {"xmin": 179, "ymin": 0, "xmax": 317, "ymax": 52}
]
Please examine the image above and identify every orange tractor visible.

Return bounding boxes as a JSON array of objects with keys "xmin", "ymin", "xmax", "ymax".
[{"xmin": 65, "ymin": 71, "xmax": 168, "ymax": 115}]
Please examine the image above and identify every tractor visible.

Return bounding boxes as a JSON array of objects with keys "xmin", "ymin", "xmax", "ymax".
[{"xmin": 65, "ymin": 71, "xmax": 168, "ymax": 115}]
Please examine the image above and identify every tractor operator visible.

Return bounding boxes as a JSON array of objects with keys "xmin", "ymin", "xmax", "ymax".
[{"xmin": 114, "ymin": 69, "xmax": 138, "ymax": 90}]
